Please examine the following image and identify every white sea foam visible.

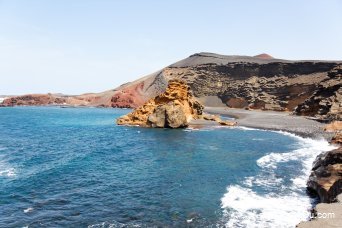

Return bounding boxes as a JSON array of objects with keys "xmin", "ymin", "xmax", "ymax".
[
  {"xmin": 88, "ymin": 221, "xmax": 142, "ymax": 228},
  {"xmin": 0, "ymin": 153, "xmax": 16, "ymax": 178},
  {"xmin": 233, "ymin": 126, "xmax": 259, "ymax": 131},
  {"xmin": 220, "ymin": 132, "xmax": 336, "ymax": 228},
  {"xmin": 0, "ymin": 167, "xmax": 16, "ymax": 177},
  {"xmin": 221, "ymin": 186, "xmax": 312, "ymax": 228},
  {"xmin": 23, "ymin": 207, "xmax": 33, "ymax": 213}
]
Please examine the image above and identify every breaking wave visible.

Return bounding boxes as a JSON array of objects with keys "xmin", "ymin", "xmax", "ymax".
[
  {"xmin": 0, "ymin": 147, "xmax": 16, "ymax": 178},
  {"xmin": 220, "ymin": 131, "xmax": 336, "ymax": 228}
]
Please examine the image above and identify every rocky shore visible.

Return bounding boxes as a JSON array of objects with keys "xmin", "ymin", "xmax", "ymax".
[
  {"xmin": 117, "ymin": 77, "xmax": 341, "ymax": 227},
  {"xmin": 205, "ymin": 107, "xmax": 333, "ymax": 139},
  {"xmin": 205, "ymin": 107, "xmax": 342, "ymax": 227}
]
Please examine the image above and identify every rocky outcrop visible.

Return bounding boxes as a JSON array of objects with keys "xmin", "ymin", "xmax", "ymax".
[
  {"xmin": 294, "ymin": 66, "xmax": 342, "ymax": 121},
  {"xmin": 324, "ymin": 121, "xmax": 342, "ymax": 144},
  {"xmin": 0, "ymin": 91, "xmax": 118, "ymax": 108},
  {"xmin": 332, "ymin": 132, "xmax": 342, "ymax": 144},
  {"xmin": 202, "ymin": 114, "xmax": 237, "ymax": 126},
  {"xmin": 116, "ymin": 79, "xmax": 203, "ymax": 128},
  {"xmin": 0, "ymin": 94, "xmax": 67, "ymax": 106},
  {"xmin": 307, "ymin": 147, "xmax": 342, "ymax": 203}
]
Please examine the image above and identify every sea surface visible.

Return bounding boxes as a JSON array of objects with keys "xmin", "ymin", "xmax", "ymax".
[{"xmin": 0, "ymin": 107, "xmax": 335, "ymax": 227}]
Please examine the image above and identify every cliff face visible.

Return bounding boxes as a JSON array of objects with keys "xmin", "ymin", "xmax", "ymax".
[
  {"xmin": 294, "ymin": 66, "xmax": 342, "ymax": 121},
  {"xmin": 110, "ymin": 53, "xmax": 341, "ymax": 120},
  {"xmin": 116, "ymin": 79, "xmax": 203, "ymax": 128}
]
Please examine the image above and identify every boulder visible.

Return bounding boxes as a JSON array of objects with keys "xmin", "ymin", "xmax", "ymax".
[
  {"xmin": 332, "ymin": 132, "xmax": 342, "ymax": 145},
  {"xmin": 307, "ymin": 147, "xmax": 342, "ymax": 203},
  {"xmin": 219, "ymin": 120, "xmax": 237, "ymax": 126},
  {"xmin": 203, "ymin": 114, "xmax": 221, "ymax": 122},
  {"xmin": 147, "ymin": 101, "xmax": 188, "ymax": 128}
]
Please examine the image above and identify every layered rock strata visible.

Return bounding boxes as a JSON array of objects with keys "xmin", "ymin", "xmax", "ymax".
[
  {"xmin": 110, "ymin": 53, "xmax": 341, "ymax": 118},
  {"xmin": 295, "ymin": 66, "xmax": 342, "ymax": 121}
]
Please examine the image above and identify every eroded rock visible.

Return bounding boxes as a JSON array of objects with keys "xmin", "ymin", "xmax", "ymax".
[
  {"xmin": 116, "ymin": 79, "xmax": 203, "ymax": 128},
  {"xmin": 294, "ymin": 66, "xmax": 342, "ymax": 121},
  {"xmin": 307, "ymin": 147, "xmax": 342, "ymax": 203}
]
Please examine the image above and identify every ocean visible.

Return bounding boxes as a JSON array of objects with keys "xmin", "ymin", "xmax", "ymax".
[{"xmin": 0, "ymin": 107, "xmax": 334, "ymax": 227}]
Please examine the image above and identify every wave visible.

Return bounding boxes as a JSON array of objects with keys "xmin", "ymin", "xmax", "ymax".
[
  {"xmin": 88, "ymin": 221, "xmax": 143, "ymax": 228},
  {"xmin": 0, "ymin": 150, "xmax": 16, "ymax": 178},
  {"xmin": 220, "ymin": 132, "xmax": 336, "ymax": 228}
]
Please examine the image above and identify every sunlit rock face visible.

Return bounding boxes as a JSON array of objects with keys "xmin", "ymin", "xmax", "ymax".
[{"xmin": 116, "ymin": 79, "xmax": 203, "ymax": 128}]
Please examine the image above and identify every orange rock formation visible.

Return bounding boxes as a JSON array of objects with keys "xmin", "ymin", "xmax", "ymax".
[{"xmin": 116, "ymin": 79, "xmax": 203, "ymax": 128}]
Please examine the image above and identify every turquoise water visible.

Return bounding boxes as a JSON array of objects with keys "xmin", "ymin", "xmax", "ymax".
[{"xmin": 0, "ymin": 107, "xmax": 332, "ymax": 227}]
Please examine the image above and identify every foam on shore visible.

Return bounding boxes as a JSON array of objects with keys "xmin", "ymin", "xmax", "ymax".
[{"xmin": 220, "ymin": 131, "xmax": 336, "ymax": 227}]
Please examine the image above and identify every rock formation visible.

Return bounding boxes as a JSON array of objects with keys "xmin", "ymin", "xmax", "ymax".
[
  {"xmin": 0, "ymin": 94, "xmax": 65, "ymax": 106},
  {"xmin": 0, "ymin": 91, "xmax": 118, "ymax": 108},
  {"xmin": 294, "ymin": 66, "xmax": 342, "ymax": 121},
  {"xmin": 116, "ymin": 79, "xmax": 203, "ymax": 128},
  {"xmin": 332, "ymin": 132, "xmax": 342, "ymax": 144},
  {"xmin": 202, "ymin": 114, "xmax": 237, "ymax": 126},
  {"xmin": 307, "ymin": 147, "xmax": 342, "ymax": 203}
]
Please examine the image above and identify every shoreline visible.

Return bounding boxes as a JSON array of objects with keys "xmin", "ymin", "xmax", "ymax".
[
  {"xmin": 204, "ymin": 107, "xmax": 334, "ymax": 140},
  {"xmin": 204, "ymin": 107, "xmax": 341, "ymax": 227}
]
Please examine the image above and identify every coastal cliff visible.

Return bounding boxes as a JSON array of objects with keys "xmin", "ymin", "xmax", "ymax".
[
  {"xmin": 295, "ymin": 66, "xmax": 342, "ymax": 121},
  {"xmin": 306, "ymin": 122, "xmax": 342, "ymax": 203},
  {"xmin": 110, "ymin": 53, "xmax": 341, "ymax": 121},
  {"xmin": 297, "ymin": 122, "xmax": 342, "ymax": 227},
  {"xmin": 0, "ymin": 92, "xmax": 117, "ymax": 107},
  {"xmin": 116, "ymin": 79, "xmax": 204, "ymax": 128}
]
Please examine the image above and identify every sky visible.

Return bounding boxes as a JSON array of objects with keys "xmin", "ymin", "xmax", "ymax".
[{"xmin": 0, "ymin": 0, "xmax": 342, "ymax": 95}]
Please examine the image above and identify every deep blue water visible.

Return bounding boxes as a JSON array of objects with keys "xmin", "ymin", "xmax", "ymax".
[{"xmin": 0, "ymin": 107, "xmax": 328, "ymax": 227}]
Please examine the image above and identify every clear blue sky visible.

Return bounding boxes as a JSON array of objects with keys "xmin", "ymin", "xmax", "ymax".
[{"xmin": 1, "ymin": 0, "xmax": 341, "ymax": 95}]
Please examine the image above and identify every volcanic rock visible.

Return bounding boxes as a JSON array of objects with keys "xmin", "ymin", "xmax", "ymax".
[
  {"xmin": 307, "ymin": 147, "xmax": 342, "ymax": 203},
  {"xmin": 294, "ymin": 66, "xmax": 342, "ymax": 121},
  {"xmin": 218, "ymin": 120, "xmax": 237, "ymax": 126},
  {"xmin": 110, "ymin": 53, "xmax": 342, "ymax": 114},
  {"xmin": 116, "ymin": 79, "xmax": 203, "ymax": 128},
  {"xmin": 332, "ymin": 132, "xmax": 342, "ymax": 145}
]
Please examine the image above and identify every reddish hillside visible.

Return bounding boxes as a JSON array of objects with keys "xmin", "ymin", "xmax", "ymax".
[{"xmin": 254, "ymin": 53, "xmax": 274, "ymax": 59}]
